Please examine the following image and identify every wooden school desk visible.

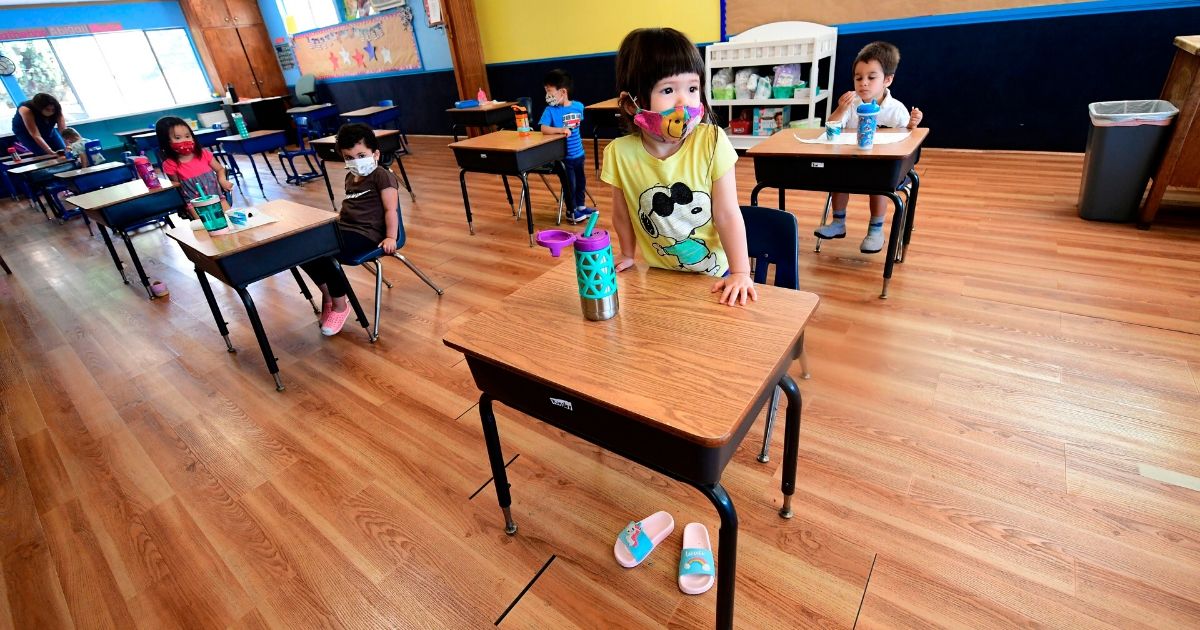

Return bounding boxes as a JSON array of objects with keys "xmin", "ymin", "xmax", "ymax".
[
  {"xmin": 448, "ymin": 130, "xmax": 566, "ymax": 246},
  {"xmin": 65, "ymin": 178, "xmax": 186, "ymax": 299},
  {"xmin": 745, "ymin": 127, "xmax": 927, "ymax": 299},
  {"xmin": 443, "ymin": 262, "xmax": 819, "ymax": 630},
  {"xmin": 163, "ymin": 199, "xmax": 370, "ymax": 391},
  {"xmin": 1, "ymin": 152, "xmax": 57, "ymax": 200},
  {"xmin": 215, "ymin": 130, "xmax": 288, "ymax": 197},
  {"xmin": 341, "ymin": 104, "xmax": 401, "ymax": 129},
  {"xmin": 287, "ymin": 103, "xmax": 339, "ymax": 135},
  {"xmin": 446, "ymin": 101, "xmax": 516, "ymax": 141},
  {"xmin": 10, "ymin": 156, "xmax": 77, "ymax": 220},
  {"xmin": 54, "ymin": 161, "xmax": 134, "ymax": 232},
  {"xmin": 132, "ymin": 127, "xmax": 225, "ymax": 154},
  {"xmin": 55, "ymin": 161, "xmax": 131, "ymax": 192},
  {"xmin": 311, "ymin": 128, "xmax": 414, "ymax": 210},
  {"xmin": 585, "ymin": 97, "xmax": 622, "ymax": 172},
  {"xmin": 112, "ymin": 128, "xmax": 151, "ymax": 151}
]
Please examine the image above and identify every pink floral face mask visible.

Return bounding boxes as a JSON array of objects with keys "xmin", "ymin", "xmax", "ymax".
[{"xmin": 622, "ymin": 92, "xmax": 704, "ymax": 143}]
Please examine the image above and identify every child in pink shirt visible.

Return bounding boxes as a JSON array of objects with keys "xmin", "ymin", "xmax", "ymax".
[{"xmin": 156, "ymin": 116, "xmax": 233, "ymax": 215}]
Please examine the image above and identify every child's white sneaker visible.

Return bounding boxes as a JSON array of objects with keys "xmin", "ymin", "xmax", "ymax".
[
  {"xmin": 814, "ymin": 222, "xmax": 846, "ymax": 239},
  {"xmin": 860, "ymin": 231, "xmax": 885, "ymax": 254}
]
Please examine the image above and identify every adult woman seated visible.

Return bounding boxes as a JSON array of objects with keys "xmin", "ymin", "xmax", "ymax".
[{"xmin": 11, "ymin": 93, "xmax": 67, "ymax": 156}]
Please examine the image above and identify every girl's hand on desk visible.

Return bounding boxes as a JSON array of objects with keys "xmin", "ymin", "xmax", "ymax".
[
  {"xmin": 614, "ymin": 255, "xmax": 636, "ymax": 272},
  {"xmin": 712, "ymin": 272, "xmax": 758, "ymax": 306},
  {"xmin": 380, "ymin": 237, "xmax": 397, "ymax": 254},
  {"xmin": 908, "ymin": 107, "xmax": 923, "ymax": 129}
]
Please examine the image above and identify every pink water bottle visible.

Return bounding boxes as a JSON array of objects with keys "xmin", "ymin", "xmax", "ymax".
[{"xmin": 132, "ymin": 156, "xmax": 162, "ymax": 189}]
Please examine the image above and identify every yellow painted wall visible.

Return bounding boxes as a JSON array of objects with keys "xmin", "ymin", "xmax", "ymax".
[{"xmin": 473, "ymin": 0, "xmax": 721, "ymax": 64}]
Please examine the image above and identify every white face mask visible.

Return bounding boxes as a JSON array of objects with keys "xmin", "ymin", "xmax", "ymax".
[{"xmin": 346, "ymin": 155, "xmax": 377, "ymax": 177}]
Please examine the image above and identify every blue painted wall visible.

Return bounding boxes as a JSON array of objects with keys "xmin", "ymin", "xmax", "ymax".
[{"xmin": 0, "ymin": 1, "xmax": 187, "ymax": 32}]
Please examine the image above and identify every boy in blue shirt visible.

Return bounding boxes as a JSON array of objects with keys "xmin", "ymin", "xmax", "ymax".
[{"xmin": 539, "ymin": 69, "xmax": 595, "ymax": 223}]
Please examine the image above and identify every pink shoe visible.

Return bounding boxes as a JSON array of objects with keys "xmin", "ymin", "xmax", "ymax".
[
  {"xmin": 320, "ymin": 306, "xmax": 350, "ymax": 336},
  {"xmin": 319, "ymin": 298, "xmax": 332, "ymax": 325}
]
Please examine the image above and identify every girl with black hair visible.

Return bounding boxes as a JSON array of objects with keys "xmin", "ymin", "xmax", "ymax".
[{"xmin": 155, "ymin": 116, "xmax": 233, "ymax": 213}]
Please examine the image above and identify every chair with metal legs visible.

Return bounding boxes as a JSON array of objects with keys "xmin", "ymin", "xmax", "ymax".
[
  {"xmin": 337, "ymin": 206, "xmax": 443, "ymax": 342},
  {"xmin": 740, "ymin": 205, "xmax": 811, "ymax": 463},
  {"xmin": 277, "ymin": 116, "xmax": 322, "ymax": 185}
]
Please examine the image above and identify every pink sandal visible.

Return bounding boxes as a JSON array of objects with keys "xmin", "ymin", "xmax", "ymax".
[{"xmin": 614, "ymin": 511, "xmax": 674, "ymax": 568}]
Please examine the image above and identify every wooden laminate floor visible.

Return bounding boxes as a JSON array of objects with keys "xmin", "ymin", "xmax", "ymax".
[{"xmin": 1, "ymin": 137, "xmax": 1198, "ymax": 629}]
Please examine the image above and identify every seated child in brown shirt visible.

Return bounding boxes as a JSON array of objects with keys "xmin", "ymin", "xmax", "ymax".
[{"xmin": 299, "ymin": 123, "xmax": 400, "ymax": 336}]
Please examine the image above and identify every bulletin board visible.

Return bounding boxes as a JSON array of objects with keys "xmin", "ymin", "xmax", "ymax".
[
  {"xmin": 292, "ymin": 12, "xmax": 420, "ymax": 80},
  {"xmin": 724, "ymin": 0, "xmax": 1090, "ymax": 36}
]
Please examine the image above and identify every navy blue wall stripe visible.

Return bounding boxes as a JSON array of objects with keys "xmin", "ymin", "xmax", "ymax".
[{"xmin": 721, "ymin": 0, "xmax": 1200, "ymax": 39}]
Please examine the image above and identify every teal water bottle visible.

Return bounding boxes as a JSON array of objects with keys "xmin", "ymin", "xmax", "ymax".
[
  {"xmin": 572, "ymin": 229, "xmax": 619, "ymax": 321},
  {"xmin": 535, "ymin": 212, "xmax": 619, "ymax": 321},
  {"xmin": 232, "ymin": 112, "xmax": 250, "ymax": 139}
]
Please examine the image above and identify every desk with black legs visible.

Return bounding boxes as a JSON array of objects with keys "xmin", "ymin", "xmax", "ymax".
[
  {"xmin": 443, "ymin": 262, "xmax": 819, "ymax": 630},
  {"xmin": 446, "ymin": 101, "xmax": 516, "ymax": 141},
  {"xmin": 215, "ymin": 130, "xmax": 288, "ymax": 197},
  {"xmin": 163, "ymin": 200, "xmax": 371, "ymax": 391},
  {"xmin": 448, "ymin": 130, "xmax": 566, "ymax": 247},
  {"xmin": 65, "ymin": 178, "xmax": 186, "ymax": 299},
  {"xmin": 310, "ymin": 128, "xmax": 414, "ymax": 210},
  {"xmin": 585, "ymin": 97, "xmax": 621, "ymax": 173},
  {"xmin": 54, "ymin": 161, "xmax": 135, "ymax": 234},
  {"xmin": 745, "ymin": 128, "xmax": 927, "ymax": 299}
]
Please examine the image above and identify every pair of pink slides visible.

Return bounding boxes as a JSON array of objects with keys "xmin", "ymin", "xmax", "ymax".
[{"xmin": 613, "ymin": 511, "xmax": 714, "ymax": 595}]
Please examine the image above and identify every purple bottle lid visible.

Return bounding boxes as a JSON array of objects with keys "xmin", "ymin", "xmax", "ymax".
[{"xmin": 573, "ymin": 229, "xmax": 610, "ymax": 252}]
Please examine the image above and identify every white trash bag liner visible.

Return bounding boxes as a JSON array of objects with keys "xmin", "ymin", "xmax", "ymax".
[{"xmin": 1089, "ymin": 100, "xmax": 1179, "ymax": 127}]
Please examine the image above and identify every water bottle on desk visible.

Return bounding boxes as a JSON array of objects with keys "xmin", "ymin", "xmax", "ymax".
[
  {"xmin": 536, "ymin": 212, "xmax": 619, "ymax": 321},
  {"xmin": 856, "ymin": 100, "xmax": 880, "ymax": 150},
  {"xmin": 232, "ymin": 112, "xmax": 250, "ymax": 139},
  {"xmin": 513, "ymin": 105, "xmax": 530, "ymax": 136},
  {"xmin": 132, "ymin": 156, "xmax": 162, "ymax": 189}
]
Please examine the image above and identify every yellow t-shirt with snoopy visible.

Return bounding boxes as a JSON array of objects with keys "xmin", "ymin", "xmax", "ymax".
[{"xmin": 600, "ymin": 124, "xmax": 738, "ymax": 277}]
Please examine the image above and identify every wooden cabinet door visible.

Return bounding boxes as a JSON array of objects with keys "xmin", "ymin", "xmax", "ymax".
[
  {"xmin": 225, "ymin": 0, "xmax": 263, "ymax": 26},
  {"xmin": 202, "ymin": 28, "xmax": 261, "ymax": 99},
  {"xmin": 237, "ymin": 25, "xmax": 287, "ymax": 98},
  {"xmin": 183, "ymin": 0, "xmax": 232, "ymax": 29}
]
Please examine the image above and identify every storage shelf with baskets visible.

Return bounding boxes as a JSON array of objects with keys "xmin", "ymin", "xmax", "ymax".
[{"xmin": 705, "ymin": 21, "xmax": 837, "ymax": 150}]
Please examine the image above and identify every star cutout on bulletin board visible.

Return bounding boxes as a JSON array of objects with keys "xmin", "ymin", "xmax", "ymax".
[
  {"xmin": 352, "ymin": 49, "xmax": 366, "ymax": 68},
  {"xmin": 339, "ymin": 48, "xmax": 351, "ymax": 65},
  {"xmin": 328, "ymin": 50, "xmax": 340, "ymax": 70},
  {"xmin": 364, "ymin": 41, "xmax": 377, "ymax": 61},
  {"xmin": 381, "ymin": 47, "xmax": 392, "ymax": 64}
]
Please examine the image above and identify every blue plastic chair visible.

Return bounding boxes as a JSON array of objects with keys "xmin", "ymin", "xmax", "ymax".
[
  {"xmin": 277, "ymin": 115, "xmax": 322, "ymax": 186},
  {"xmin": 337, "ymin": 204, "xmax": 442, "ymax": 342},
  {"xmin": 376, "ymin": 99, "xmax": 410, "ymax": 147},
  {"xmin": 740, "ymin": 205, "xmax": 811, "ymax": 463}
]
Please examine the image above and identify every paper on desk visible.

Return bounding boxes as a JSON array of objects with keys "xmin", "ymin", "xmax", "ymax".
[
  {"xmin": 797, "ymin": 131, "xmax": 911, "ymax": 145},
  {"xmin": 226, "ymin": 212, "xmax": 278, "ymax": 233}
]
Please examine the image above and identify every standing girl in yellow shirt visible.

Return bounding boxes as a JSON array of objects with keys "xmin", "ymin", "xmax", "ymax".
[{"xmin": 600, "ymin": 27, "xmax": 757, "ymax": 307}]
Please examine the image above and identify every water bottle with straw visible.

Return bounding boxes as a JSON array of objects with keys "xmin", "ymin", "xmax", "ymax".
[
  {"xmin": 536, "ymin": 211, "xmax": 619, "ymax": 321},
  {"xmin": 192, "ymin": 182, "xmax": 228, "ymax": 233}
]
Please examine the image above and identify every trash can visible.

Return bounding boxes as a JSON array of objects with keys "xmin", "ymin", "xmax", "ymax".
[{"xmin": 1078, "ymin": 100, "xmax": 1179, "ymax": 222}]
